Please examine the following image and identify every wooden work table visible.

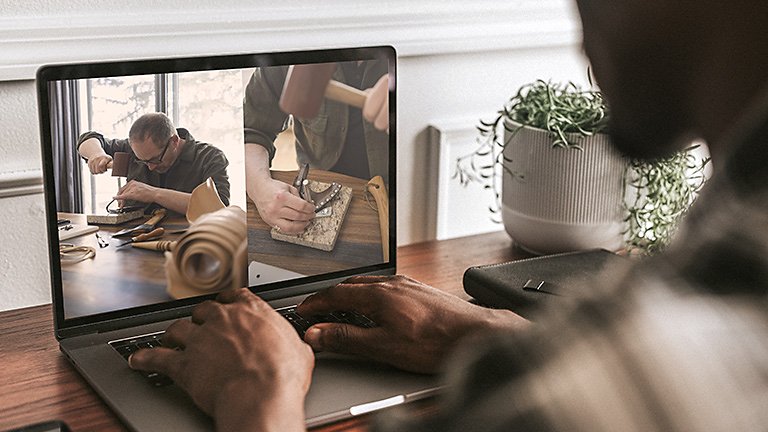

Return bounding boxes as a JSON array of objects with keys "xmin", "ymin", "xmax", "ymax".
[
  {"xmin": 0, "ymin": 231, "xmax": 527, "ymax": 432},
  {"xmin": 57, "ymin": 212, "xmax": 190, "ymax": 318},
  {"xmin": 60, "ymin": 169, "xmax": 386, "ymax": 318},
  {"xmin": 248, "ymin": 169, "xmax": 387, "ymax": 277}
]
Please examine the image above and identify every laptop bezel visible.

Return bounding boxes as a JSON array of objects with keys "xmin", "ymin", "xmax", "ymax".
[{"xmin": 36, "ymin": 46, "xmax": 397, "ymax": 340}]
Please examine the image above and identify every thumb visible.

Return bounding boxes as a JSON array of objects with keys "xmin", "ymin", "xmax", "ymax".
[
  {"xmin": 287, "ymin": 184, "xmax": 302, "ymax": 198},
  {"xmin": 304, "ymin": 323, "xmax": 381, "ymax": 357},
  {"xmin": 128, "ymin": 347, "xmax": 180, "ymax": 377}
]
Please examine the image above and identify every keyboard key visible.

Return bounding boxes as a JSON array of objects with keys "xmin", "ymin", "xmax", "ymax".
[
  {"xmin": 110, "ymin": 333, "xmax": 172, "ymax": 387},
  {"xmin": 277, "ymin": 308, "xmax": 377, "ymax": 337},
  {"xmin": 108, "ymin": 308, "xmax": 377, "ymax": 387}
]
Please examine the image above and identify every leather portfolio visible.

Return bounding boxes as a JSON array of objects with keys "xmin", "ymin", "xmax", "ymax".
[{"xmin": 463, "ymin": 249, "xmax": 624, "ymax": 320}]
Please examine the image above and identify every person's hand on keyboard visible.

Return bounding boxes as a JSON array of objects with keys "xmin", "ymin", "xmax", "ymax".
[
  {"xmin": 297, "ymin": 275, "xmax": 529, "ymax": 374},
  {"xmin": 128, "ymin": 288, "xmax": 313, "ymax": 432}
]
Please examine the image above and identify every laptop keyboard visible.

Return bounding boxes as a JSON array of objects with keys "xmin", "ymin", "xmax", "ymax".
[
  {"xmin": 109, "ymin": 308, "xmax": 376, "ymax": 387},
  {"xmin": 279, "ymin": 306, "xmax": 377, "ymax": 338},
  {"xmin": 110, "ymin": 331, "xmax": 173, "ymax": 387}
]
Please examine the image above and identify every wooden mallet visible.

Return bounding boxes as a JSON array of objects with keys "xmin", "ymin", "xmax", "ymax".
[
  {"xmin": 279, "ymin": 63, "xmax": 368, "ymax": 119},
  {"xmin": 107, "ymin": 152, "xmax": 131, "ymax": 177}
]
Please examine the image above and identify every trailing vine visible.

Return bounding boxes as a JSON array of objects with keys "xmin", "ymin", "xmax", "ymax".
[
  {"xmin": 455, "ymin": 79, "xmax": 709, "ymax": 254},
  {"xmin": 623, "ymin": 146, "xmax": 709, "ymax": 254}
]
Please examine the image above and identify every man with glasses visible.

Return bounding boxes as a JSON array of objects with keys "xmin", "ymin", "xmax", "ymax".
[{"xmin": 77, "ymin": 112, "xmax": 230, "ymax": 214}]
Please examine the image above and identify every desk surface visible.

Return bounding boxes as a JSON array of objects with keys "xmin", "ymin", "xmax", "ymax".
[
  {"xmin": 0, "ymin": 231, "xmax": 527, "ymax": 432},
  {"xmin": 58, "ymin": 212, "xmax": 190, "ymax": 318}
]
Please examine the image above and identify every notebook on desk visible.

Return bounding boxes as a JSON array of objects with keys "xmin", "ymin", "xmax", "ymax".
[{"xmin": 36, "ymin": 45, "xmax": 439, "ymax": 431}]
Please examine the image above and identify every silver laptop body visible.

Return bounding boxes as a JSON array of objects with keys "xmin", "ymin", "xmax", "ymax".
[{"xmin": 37, "ymin": 46, "xmax": 439, "ymax": 432}]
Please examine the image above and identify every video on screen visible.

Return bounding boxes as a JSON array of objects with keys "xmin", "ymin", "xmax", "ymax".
[{"xmin": 47, "ymin": 59, "xmax": 391, "ymax": 319}]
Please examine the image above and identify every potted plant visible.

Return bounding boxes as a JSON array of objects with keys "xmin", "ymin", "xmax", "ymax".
[{"xmin": 456, "ymin": 79, "xmax": 708, "ymax": 255}]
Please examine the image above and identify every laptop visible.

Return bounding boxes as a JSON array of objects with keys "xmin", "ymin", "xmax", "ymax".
[{"xmin": 36, "ymin": 46, "xmax": 439, "ymax": 431}]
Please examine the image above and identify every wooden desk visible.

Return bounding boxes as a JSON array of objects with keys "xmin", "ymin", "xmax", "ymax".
[{"xmin": 0, "ymin": 231, "xmax": 526, "ymax": 432}]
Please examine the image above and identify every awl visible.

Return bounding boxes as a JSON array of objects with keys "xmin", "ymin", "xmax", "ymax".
[
  {"xmin": 116, "ymin": 227, "xmax": 165, "ymax": 248},
  {"xmin": 113, "ymin": 209, "xmax": 167, "ymax": 237}
]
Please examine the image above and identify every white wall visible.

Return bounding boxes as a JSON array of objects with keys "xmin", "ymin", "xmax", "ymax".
[{"xmin": 0, "ymin": 0, "xmax": 586, "ymax": 310}]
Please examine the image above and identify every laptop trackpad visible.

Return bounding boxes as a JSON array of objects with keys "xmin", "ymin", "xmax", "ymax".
[{"xmin": 305, "ymin": 353, "xmax": 441, "ymax": 427}]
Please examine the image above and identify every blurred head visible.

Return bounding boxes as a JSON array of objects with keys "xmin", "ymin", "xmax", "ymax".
[
  {"xmin": 129, "ymin": 113, "xmax": 181, "ymax": 173},
  {"xmin": 574, "ymin": 0, "xmax": 768, "ymax": 160}
]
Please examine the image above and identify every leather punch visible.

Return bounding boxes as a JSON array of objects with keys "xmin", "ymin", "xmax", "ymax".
[{"xmin": 293, "ymin": 164, "xmax": 342, "ymax": 216}]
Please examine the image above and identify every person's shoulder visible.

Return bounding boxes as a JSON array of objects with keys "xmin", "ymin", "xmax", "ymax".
[
  {"xmin": 184, "ymin": 136, "xmax": 228, "ymax": 164},
  {"xmin": 77, "ymin": 130, "xmax": 104, "ymax": 143},
  {"xmin": 190, "ymin": 139, "xmax": 225, "ymax": 156}
]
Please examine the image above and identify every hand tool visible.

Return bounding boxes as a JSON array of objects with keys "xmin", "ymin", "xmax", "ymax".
[
  {"xmin": 131, "ymin": 240, "xmax": 176, "ymax": 252},
  {"xmin": 279, "ymin": 63, "xmax": 368, "ymax": 119},
  {"xmin": 292, "ymin": 163, "xmax": 342, "ymax": 216},
  {"xmin": 112, "ymin": 208, "xmax": 167, "ymax": 237},
  {"xmin": 95, "ymin": 232, "xmax": 110, "ymax": 248},
  {"xmin": 107, "ymin": 151, "xmax": 131, "ymax": 177},
  {"xmin": 116, "ymin": 227, "xmax": 165, "ymax": 248}
]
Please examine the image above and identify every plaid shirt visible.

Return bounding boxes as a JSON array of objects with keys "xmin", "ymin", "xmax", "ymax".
[{"xmin": 373, "ymin": 92, "xmax": 768, "ymax": 432}]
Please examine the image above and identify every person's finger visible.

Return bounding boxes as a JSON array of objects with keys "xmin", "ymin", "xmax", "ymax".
[
  {"xmin": 98, "ymin": 157, "xmax": 111, "ymax": 173},
  {"xmin": 114, "ymin": 183, "xmax": 144, "ymax": 203},
  {"xmin": 304, "ymin": 323, "xmax": 384, "ymax": 358},
  {"xmin": 89, "ymin": 159, "xmax": 101, "ymax": 175},
  {"xmin": 162, "ymin": 319, "xmax": 196, "ymax": 348},
  {"xmin": 277, "ymin": 205, "xmax": 315, "ymax": 222},
  {"xmin": 190, "ymin": 300, "xmax": 226, "ymax": 325},
  {"xmin": 363, "ymin": 75, "xmax": 388, "ymax": 128},
  {"xmin": 297, "ymin": 283, "xmax": 378, "ymax": 317},
  {"xmin": 276, "ymin": 190, "xmax": 315, "ymax": 216},
  {"xmin": 114, "ymin": 187, "xmax": 130, "ymax": 200},
  {"xmin": 116, "ymin": 181, "xmax": 130, "ymax": 195},
  {"xmin": 128, "ymin": 346, "xmax": 182, "ymax": 377},
  {"xmin": 274, "ymin": 218, "xmax": 311, "ymax": 234},
  {"xmin": 216, "ymin": 287, "xmax": 259, "ymax": 306},
  {"xmin": 287, "ymin": 184, "xmax": 302, "ymax": 197}
]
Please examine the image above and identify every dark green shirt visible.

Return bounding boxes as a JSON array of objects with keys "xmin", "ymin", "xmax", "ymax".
[
  {"xmin": 77, "ymin": 128, "xmax": 230, "ymax": 206},
  {"xmin": 243, "ymin": 60, "xmax": 390, "ymax": 183}
]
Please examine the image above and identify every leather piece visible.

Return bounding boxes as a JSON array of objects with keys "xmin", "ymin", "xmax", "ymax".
[
  {"xmin": 463, "ymin": 249, "xmax": 625, "ymax": 320},
  {"xmin": 166, "ymin": 206, "xmax": 247, "ymax": 299}
]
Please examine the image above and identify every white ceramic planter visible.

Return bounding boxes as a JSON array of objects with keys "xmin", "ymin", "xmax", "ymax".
[{"xmin": 501, "ymin": 120, "xmax": 627, "ymax": 254}]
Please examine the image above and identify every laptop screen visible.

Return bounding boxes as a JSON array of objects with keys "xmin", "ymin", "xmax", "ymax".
[{"xmin": 36, "ymin": 47, "xmax": 396, "ymax": 331}]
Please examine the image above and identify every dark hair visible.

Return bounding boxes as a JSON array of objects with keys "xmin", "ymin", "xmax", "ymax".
[{"xmin": 129, "ymin": 113, "xmax": 175, "ymax": 148}]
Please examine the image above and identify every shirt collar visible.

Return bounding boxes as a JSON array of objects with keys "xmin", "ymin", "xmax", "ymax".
[{"xmin": 176, "ymin": 128, "xmax": 197, "ymax": 163}]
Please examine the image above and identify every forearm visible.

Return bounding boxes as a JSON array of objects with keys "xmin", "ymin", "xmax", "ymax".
[
  {"xmin": 79, "ymin": 137, "xmax": 108, "ymax": 160},
  {"xmin": 245, "ymin": 144, "xmax": 274, "ymax": 203},
  {"xmin": 152, "ymin": 188, "xmax": 191, "ymax": 215}
]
